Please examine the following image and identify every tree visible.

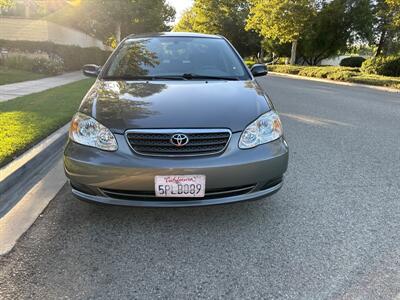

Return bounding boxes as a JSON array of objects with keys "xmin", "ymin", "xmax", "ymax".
[
  {"xmin": 82, "ymin": 0, "xmax": 175, "ymax": 43},
  {"xmin": 174, "ymin": 8, "xmax": 196, "ymax": 32},
  {"xmin": 174, "ymin": 0, "xmax": 261, "ymax": 57},
  {"xmin": 246, "ymin": 0, "xmax": 315, "ymax": 64},
  {"xmin": 0, "ymin": 0, "xmax": 14, "ymax": 8},
  {"xmin": 386, "ymin": 0, "xmax": 400, "ymax": 27},
  {"xmin": 48, "ymin": 0, "xmax": 175, "ymax": 45},
  {"xmin": 372, "ymin": 0, "xmax": 400, "ymax": 56},
  {"xmin": 248, "ymin": 0, "xmax": 375, "ymax": 65},
  {"xmin": 298, "ymin": 0, "xmax": 374, "ymax": 65},
  {"xmin": 261, "ymin": 39, "xmax": 291, "ymax": 62}
]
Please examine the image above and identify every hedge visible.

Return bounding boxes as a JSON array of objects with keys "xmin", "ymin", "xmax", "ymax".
[
  {"xmin": 268, "ymin": 64, "xmax": 400, "ymax": 89},
  {"xmin": 0, "ymin": 40, "xmax": 111, "ymax": 71},
  {"xmin": 361, "ymin": 56, "xmax": 400, "ymax": 77},
  {"xmin": 297, "ymin": 66, "xmax": 359, "ymax": 79},
  {"xmin": 339, "ymin": 56, "xmax": 366, "ymax": 68}
]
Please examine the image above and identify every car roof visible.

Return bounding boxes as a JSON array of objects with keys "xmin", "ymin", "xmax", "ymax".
[{"xmin": 125, "ymin": 32, "xmax": 223, "ymax": 40}]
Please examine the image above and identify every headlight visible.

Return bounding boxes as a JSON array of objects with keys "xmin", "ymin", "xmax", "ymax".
[
  {"xmin": 239, "ymin": 111, "xmax": 283, "ymax": 149},
  {"xmin": 69, "ymin": 112, "xmax": 118, "ymax": 151}
]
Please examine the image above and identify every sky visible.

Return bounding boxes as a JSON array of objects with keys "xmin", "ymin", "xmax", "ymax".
[{"xmin": 167, "ymin": 0, "xmax": 193, "ymax": 22}]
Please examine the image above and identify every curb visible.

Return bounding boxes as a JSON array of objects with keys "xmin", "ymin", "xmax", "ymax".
[
  {"xmin": 0, "ymin": 160, "xmax": 66, "ymax": 255},
  {"xmin": 269, "ymin": 72, "xmax": 400, "ymax": 94},
  {"xmin": 0, "ymin": 123, "xmax": 69, "ymax": 216}
]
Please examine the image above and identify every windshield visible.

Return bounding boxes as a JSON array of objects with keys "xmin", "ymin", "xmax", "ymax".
[{"xmin": 103, "ymin": 36, "xmax": 250, "ymax": 80}]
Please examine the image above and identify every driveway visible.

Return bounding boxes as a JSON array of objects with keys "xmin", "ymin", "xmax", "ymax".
[{"xmin": 1, "ymin": 75, "xmax": 399, "ymax": 299}]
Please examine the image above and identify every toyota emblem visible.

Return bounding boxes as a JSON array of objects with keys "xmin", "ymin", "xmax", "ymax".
[{"xmin": 170, "ymin": 134, "xmax": 189, "ymax": 147}]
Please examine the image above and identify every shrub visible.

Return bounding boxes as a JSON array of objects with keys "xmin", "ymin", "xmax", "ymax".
[
  {"xmin": 326, "ymin": 70, "xmax": 358, "ymax": 81},
  {"xmin": 0, "ymin": 40, "xmax": 111, "ymax": 71},
  {"xmin": 298, "ymin": 66, "xmax": 359, "ymax": 79},
  {"xmin": 361, "ymin": 56, "xmax": 400, "ymax": 77},
  {"xmin": 266, "ymin": 64, "xmax": 400, "ymax": 89},
  {"xmin": 4, "ymin": 52, "xmax": 64, "ymax": 75},
  {"xmin": 268, "ymin": 65, "xmax": 303, "ymax": 74},
  {"xmin": 244, "ymin": 60, "xmax": 256, "ymax": 67},
  {"xmin": 3, "ymin": 54, "xmax": 36, "ymax": 71},
  {"xmin": 339, "ymin": 56, "xmax": 366, "ymax": 68},
  {"xmin": 299, "ymin": 67, "xmax": 331, "ymax": 78},
  {"xmin": 276, "ymin": 57, "xmax": 288, "ymax": 64},
  {"xmin": 32, "ymin": 55, "xmax": 64, "ymax": 75}
]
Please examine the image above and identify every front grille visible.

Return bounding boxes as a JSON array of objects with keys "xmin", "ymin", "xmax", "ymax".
[
  {"xmin": 100, "ymin": 184, "xmax": 255, "ymax": 201},
  {"xmin": 125, "ymin": 129, "xmax": 231, "ymax": 157}
]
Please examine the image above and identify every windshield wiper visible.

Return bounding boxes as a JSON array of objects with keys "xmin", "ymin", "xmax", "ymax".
[
  {"xmin": 151, "ymin": 75, "xmax": 188, "ymax": 80},
  {"xmin": 102, "ymin": 75, "xmax": 154, "ymax": 81},
  {"xmin": 102, "ymin": 74, "xmax": 239, "ymax": 81},
  {"xmin": 102, "ymin": 75, "xmax": 187, "ymax": 81},
  {"xmin": 153, "ymin": 74, "xmax": 239, "ymax": 81},
  {"xmin": 182, "ymin": 73, "xmax": 239, "ymax": 81}
]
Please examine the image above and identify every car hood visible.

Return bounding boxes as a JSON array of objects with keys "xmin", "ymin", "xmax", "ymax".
[{"xmin": 79, "ymin": 80, "xmax": 271, "ymax": 133}]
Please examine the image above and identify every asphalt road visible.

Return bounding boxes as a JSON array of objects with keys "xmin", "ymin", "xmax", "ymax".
[{"xmin": 1, "ymin": 75, "xmax": 400, "ymax": 299}]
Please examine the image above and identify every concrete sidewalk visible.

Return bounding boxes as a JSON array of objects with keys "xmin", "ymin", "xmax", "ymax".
[{"xmin": 0, "ymin": 71, "xmax": 85, "ymax": 101}]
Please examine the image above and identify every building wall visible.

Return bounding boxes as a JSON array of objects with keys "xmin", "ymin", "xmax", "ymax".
[
  {"xmin": 320, "ymin": 55, "xmax": 370, "ymax": 66},
  {"xmin": 0, "ymin": 18, "xmax": 108, "ymax": 50}
]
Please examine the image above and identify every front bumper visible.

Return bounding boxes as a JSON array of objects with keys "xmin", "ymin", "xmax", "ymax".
[{"xmin": 64, "ymin": 133, "xmax": 289, "ymax": 207}]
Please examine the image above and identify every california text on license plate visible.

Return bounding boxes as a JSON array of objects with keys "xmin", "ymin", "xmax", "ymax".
[{"xmin": 155, "ymin": 175, "xmax": 206, "ymax": 198}]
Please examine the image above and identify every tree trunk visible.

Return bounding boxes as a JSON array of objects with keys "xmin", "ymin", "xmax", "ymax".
[
  {"xmin": 115, "ymin": 22, "xmax": 122, "ymax": 44},
  {"xmin": 259, "ymin": 45, "xmax": 264, "ymax": 63},
  {"xmin": 375, "ymin": 29, "xmax": 386, "ymax": 57},
  {"xmin": 290, "ymin": 40, "xmax": 298, "ymax": 65},
  {"xmin": 24, "ymin": 0, "xmax": 31, "ymax": 18}
]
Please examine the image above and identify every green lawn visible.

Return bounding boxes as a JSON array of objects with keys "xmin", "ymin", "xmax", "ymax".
[
  {"xmin": 0, "ymin": 79, "xmax": 94, "ymax": 167},
  {"xmin": 0, "ymin": 67, "xmax": 48, "ymax": 85},
  {"xmin": 267, "ymin": 65, "xmax": 400, "ymax": 90}
]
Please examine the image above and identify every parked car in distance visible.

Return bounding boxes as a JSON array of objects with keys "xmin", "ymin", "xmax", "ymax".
[{"xmin": 64, "ymin": 32, "xmax": 289, "ymax": 207}]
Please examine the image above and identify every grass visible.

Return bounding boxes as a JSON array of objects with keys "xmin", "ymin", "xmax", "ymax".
[
  {"xmin": 346, "ymin": 74, "xmax": 400, "ymax": 89},
  {"xmin": 268, "ymin": 65, "xmax": 400, "ymax": 90},
  {"xmin": 0, "ymin": 79, "xmax": 94, "ymax": 167},
  {"xmin": 0, "ymin": 66, "xmax": 47, "ymax": 85}
]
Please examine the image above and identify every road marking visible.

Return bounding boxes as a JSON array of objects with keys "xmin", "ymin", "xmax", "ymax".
[
  {"xmin": 280, "ymin": 113, "xmax": 353, "ymax": 127},
  {"xmin": 0, "ymin": 159, "xmax": 66, "ymax": 256}
]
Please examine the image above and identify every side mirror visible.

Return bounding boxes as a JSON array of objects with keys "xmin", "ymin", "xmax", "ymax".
[
  {"xmin": 251, "ymin": 64, "xmax": 268, "ymax": 77},
  {"xmin": 82, "ymin": 64, "xmax": 101, "ymax": 77}
]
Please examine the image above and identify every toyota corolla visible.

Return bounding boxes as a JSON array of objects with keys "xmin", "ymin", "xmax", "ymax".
[{"xmin": 64, "ymin": 32, "xmax": 289, "ymax": 207}]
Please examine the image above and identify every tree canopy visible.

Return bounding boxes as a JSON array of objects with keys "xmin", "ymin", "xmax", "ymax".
[
  {"xmin": 47, "ymin": 0, "xmax": 175, "ymax": 46},
  {"xmin": 372, "ymin": 0, "xmax": 400, "ymax": 56},
  {"xmin": 3, "ymin": 0, "xmax": 399, "ymax": 63},
  {"xmin": 246, "ymin": 0, "xmax": 314, "ymax": 44},
  {"xmin": 0, "ymin": 0, "xmax": 14, "ymax": 8},
  {"xmin": 174, "ymin": 0, "xmax": 261, "ymax": 57},
  {"xmin": 246, "ymin": 0, "xmax": 315, "ymax": 64},
  {"xmin": 386, "ymin": 0, "xmax": 400, "ymax": 27},
  {"xmin": 298, "ymin": 0, "xmax": 374, "ymax": 65}
]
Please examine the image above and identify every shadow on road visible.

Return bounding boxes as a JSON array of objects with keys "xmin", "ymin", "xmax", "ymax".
[{"xmin": 54, "ymin": 184, "xmax": 286, "ymax": 236}]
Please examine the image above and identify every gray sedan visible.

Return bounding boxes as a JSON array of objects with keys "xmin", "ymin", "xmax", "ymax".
[{"xmin": 64, "ymin": 32, "xmax": 289, "ymax": 207}]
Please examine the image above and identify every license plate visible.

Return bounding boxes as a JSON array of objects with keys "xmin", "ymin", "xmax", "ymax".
[{"xmin": 155, "ymin": 175, "xmax": 206, "ymax": 198}]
